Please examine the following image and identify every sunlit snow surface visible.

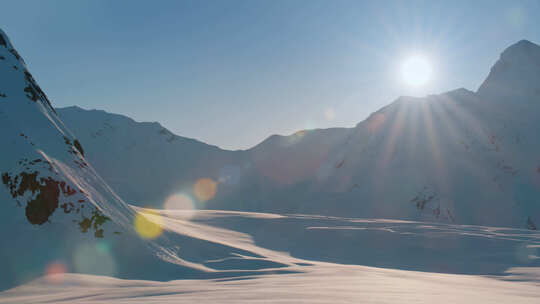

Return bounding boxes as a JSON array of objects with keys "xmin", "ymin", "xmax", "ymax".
[
  {"xmin": 1, "ymin": 210, "xmax": 539, "ymax": 303},
  {"xmin": 2, "ymin": 266, "xmax": 539, "ymax": 304}
]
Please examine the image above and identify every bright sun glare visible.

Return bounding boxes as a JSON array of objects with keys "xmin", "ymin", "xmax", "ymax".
[{"xmin": 401, "ymin": 55, "xmax": 432, "ymax": 87}]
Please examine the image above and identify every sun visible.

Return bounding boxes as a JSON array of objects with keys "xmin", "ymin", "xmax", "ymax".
[{"xmin": 401, "ymin": 55, "xmax": 432, "ymax": 86}]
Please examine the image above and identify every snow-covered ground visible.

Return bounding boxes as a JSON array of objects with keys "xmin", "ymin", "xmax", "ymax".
[
  {"xmin": 142, "ymin": 209, "xmax": 540, "ymax": 276},
  {"xmin": 1, "ymin": 210, "xmax": 539, "ymax": 303},
  {"xmin": 2, "ymin": 265, "xmax": 539, "ymax": 304}
]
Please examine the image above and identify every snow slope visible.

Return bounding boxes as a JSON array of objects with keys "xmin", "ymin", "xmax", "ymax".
[
  {"xmin": 0, "ymin": 28, "xmax": 135, "ymax": 288},
  {"xmin": 58, "ymin": 40, "xmax": 540, "ymax": 229},
  {"xmin": 2, "ymin": 267, "xmax": 540, "ymax": 304},
  {"xmin": 1, "ymin": 209, "xmax": 539, "ymax": 303},
  {"xmin": 130, "ymin": 209, "xmax": 540, "ymax": 276}
]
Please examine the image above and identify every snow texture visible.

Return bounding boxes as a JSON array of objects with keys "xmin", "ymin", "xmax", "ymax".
[{"xmin": 1, "ymin": 210, "xmax": 539, "ymax": 303}]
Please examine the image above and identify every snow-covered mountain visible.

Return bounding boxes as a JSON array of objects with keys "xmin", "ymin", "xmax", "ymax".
[
  {"xmin": 57, "ymin": 40, "xmax": 540, "ymax": 230},
  {"xmin": 57, "ymin": 106, "xmax": 247, "ymax": 206},
  {"xmin": 0, "ymin": 29, "xmax": 281, "ymax": 291},
  {"xmin": 0, "ymin": 29, "xmax": 144, "ymax": 238},
  {"xmin": 1, "ymin": 29, "xmax": 361, "ymax": 291},
  {"xmin": 0, "ymin": 28, "xmax": 182, "ymax": 290},
  {"xmin": 1, "ymin": 28, "xmax": 540, "ymax": 301}
]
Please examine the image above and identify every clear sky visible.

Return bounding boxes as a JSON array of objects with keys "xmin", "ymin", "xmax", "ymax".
[{"xmin": 1, "ymin": 0, "xmax": 539, "ymax": 150}]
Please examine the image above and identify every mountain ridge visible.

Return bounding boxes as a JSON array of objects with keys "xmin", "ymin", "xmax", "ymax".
[
  {"xmin": 58, "ymin": 105, "xmax": 225, "ymax": 151},
  {"xmin": 478, "ymin": 39, "xmax": 540, "ymax": 102},
  {"xmin": 54, "ymin": 39, "xmax": 540, "ymax": 231},
  {"xmin": 58, "ymin": 39, "xmax": 540, "ymax": 154}
]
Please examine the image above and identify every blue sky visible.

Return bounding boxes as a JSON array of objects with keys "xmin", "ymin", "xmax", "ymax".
[{"xmin": 1, "ymin": 0, "xmax": 539, "ymax": 149}]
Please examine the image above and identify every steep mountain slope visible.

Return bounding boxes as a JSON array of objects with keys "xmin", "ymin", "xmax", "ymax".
[
  {"xmin": 0, "ymin": 28, "xmax": 186, "ymax": 290},
  {"xmin": 478, "ymin": 40, "xmax": 540, "ymax": 105},
  {"xmin": 58, "ymin": 40, "xmax": 540, "ymax": 230},
  {"xmin": 0, "ymin": 29, "xmax": 297, "ymax": 291}
]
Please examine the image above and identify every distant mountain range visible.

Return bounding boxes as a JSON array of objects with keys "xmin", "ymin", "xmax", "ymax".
[{"xmin": 57, "ymin": 40, "xmax": 540, "ymax": 230}]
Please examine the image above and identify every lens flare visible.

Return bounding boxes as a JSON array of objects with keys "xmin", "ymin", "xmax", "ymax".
[
  {"xmin": 324, "ymin": 108, "xmax": 336, "ymax": 121},
  {"xmin": 507, "ymin": 7, "xmax": 526, "ymax": 28},
  {"xmin": 219, "ymin": 165, "xmax": 241, "ymax": 185},
  {"xmin": 44, "ymin": 261, "xmax": 67, "ymax": 283},
  {"xmin": 73, "ymin": 242, "xmax": 116, "ymax": 277},
  {"xmin": 164, "ymin": 193, "xmax": 195, "ymax": 210},
  {"xmin": 193, "ymin": 178, "xmax": 217, "ymax": 202},
  {"xmin": 134, "ymin": 209, "xmax": 164, "ymax": 239},
  {"xmin": 367, "ymin": 113, "xmax": 386, "ymax": 133},
  {"xmin": 285, "ymin": 130, "xmax": 307, "ymax": 146}
]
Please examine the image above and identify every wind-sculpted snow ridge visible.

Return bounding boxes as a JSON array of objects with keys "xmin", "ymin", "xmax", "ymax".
[
  {"xmin": 1, "ymin": 210, "xmax": 539, "ymax": 303},
  {"xmin": 158, "ymin": 210, "xmax": 540, "ymax": 275}
]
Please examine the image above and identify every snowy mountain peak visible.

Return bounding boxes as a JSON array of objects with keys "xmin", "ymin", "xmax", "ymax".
[
  {"xmin": 0, "ymin": 29, "xmax": 133, "ymax": 240},
  {"xmin": 0, "ymin": 30, "xmax": 56, "ymax": 114},
  {"xmin": 477, "ymin": 39, "xmax": 540, "ymax": 102},
  {"xmin": 501, "ymin": 39, "xmax": 540, "ymax": 61}
]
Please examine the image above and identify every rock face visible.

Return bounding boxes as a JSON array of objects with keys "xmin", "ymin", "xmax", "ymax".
[{"xmin": 59, "ymin": 41, "xmax": 540, "ymax": 230}]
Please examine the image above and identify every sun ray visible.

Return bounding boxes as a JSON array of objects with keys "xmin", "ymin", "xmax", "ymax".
[{"xmin": 420, "ymin": 100, "xmax": 449, "ymax": 195}]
